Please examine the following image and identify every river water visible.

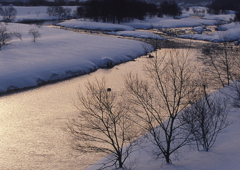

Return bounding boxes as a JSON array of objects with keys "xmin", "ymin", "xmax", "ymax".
[
  {"xmin": 0, "ymin": 54, "xmax": 148, "ymax": 170},
  {"xmin": 1, "ymin": 20, "xmax": 204, "ymax": 169}
]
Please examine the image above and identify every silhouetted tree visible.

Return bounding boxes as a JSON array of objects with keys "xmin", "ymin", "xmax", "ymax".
[
  {"xmin": 199, "ymin": 40, "xmax": 239, "ymax": 88},
  {"xmin": 125, "ymin": 48, "xmax": 200, "ymax": 164},
  {"xmin": 0, "ymin": 6, "xmax": 17, "ymax": 22},
  {"xmin": 28, "ymin": 28, "xmax": 41, "ymax": 42},
  {"xmin": 0, "ymin": 24, "xmax": 12, "ymax": 50},
  {"xmin": 69, "ymin": 78, "xmax": 141, "ymax": 169},
  {"xmin": 181, "ymin": 90, "xmax": 229, "ymax": 151}
]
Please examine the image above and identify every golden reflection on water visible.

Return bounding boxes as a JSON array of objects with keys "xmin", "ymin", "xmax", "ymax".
[
  {"xmin": 0, "ymin": 49, "xmax": 200, "ymax": 169},
  {"xmin": 0, "ymin": 54, "xmax": 148, "ymax": 170}
]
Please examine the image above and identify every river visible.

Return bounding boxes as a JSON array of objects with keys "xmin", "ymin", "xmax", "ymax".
[
  {"xmin": 0, "ymin": 54, "xmax": 148, "ymax": 170},
  {"xmin": 1, "ymin": 20, "xmax": 205, "ymax": 169}
]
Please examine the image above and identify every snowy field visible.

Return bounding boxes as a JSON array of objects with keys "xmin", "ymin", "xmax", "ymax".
[
  {"xmin": 9, "ymin": 6, "xmax": 77, "ymax": 22},
  {"xmin": 179, "ymin": 22, "xmax": 240, "ymax": 42},
  {"xmin": 56, "ymin": 6, "xmax": 240, "ymax": 43},
  {"xmin": 0, "ymin": 23, "xmax": 150, "ymax": 93},
  {"xmin": 105, "ymin": 30, "xmax": 166, "ymax": 40},
  {"xmin": 57, "ymin": 20, "xmax": 135, "ymax": 31},
  {"xmin": 1, "ymin": 6, "xmax": 239, "ymax": 42}
]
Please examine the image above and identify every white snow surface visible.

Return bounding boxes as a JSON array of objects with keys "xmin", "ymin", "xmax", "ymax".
[
  {"xmin": 57, "ymin": 20, "xmax": 135, "ymax": 31},
  {"xmin": 203, "ymin": 14, "xmax": 235, "ymax": 22},
  {"xmin": 86, "ymin": 85, "xmax": 240, "ymax": 170},
  {"xmin": 192, "ymin": 26, "xmax": 205, "ymax": 34},
  {"xmin": 179, "ymin": 22, "xmax": 240, "ymax": 42},
  {"xmin": 0, "ymin": 23, "xmax": 151, "ymax": 92},
  {"xmin": 105, "ymin": 31, "xmax": 166, "ymax": 40},
  {"xmin": 182, "ymin": 6, "xmax": 235, "ymax": 22},
  {"xmin": 4, "ymin": 6, "xmax": 238, "ymax": 43},
  {"xmin": 146, "ymin": 17, "xmax": 217, "ymax": 28},
  {"xmin": 61, "ymin": 17, "xmax": 218, "ymax": 31},
  {"xmin": 3, "ymin": 6, "xmax": 77, "ymax": 22}
]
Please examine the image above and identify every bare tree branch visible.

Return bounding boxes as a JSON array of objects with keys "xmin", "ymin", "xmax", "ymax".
[
  {"xmin": 125, "ymin": 46, "xmax": 200, "ymax": 164},
  {"xmin": 69, "ymin": 78, "xmax": 141, "ymax": 169}
]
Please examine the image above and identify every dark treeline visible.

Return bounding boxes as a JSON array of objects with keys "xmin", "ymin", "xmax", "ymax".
[
  {"xmin": 0, "ymin": 0, "xmax": 83, "ymax": 6},
  {"xmin": 208, "ymin": 0, "xmax": 240, "ymax": 13},
  {"xmin": 148, "ymin": 0, "xmax": 212, "ymax": 4},
  {"xmin": 76, "ymin": 0, "xmax": 182, "ymax": 23},
  {"xmin": 158, "ymin": 1, "xmax": 182, "ymax": 17},
  {"xmin": 76, "ymin": 0, "xmax": 158, "ymax": 24}
]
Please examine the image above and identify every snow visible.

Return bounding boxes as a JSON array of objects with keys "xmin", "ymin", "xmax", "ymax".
[
  {"xmin": 121, "ymin": 17, "xmax": 217, "ymax": 29},
  {"xmin": 57, "ymin": 20, "xmax": 135, "ymax": 31},
  {"xmin": 2, "ymin": 6, "xmax": 238, "ymax": 43},
  {"xmin": 86, "ymin": 85, "xmax": 240, "ymax": 170},
  {"xmin": 155, "ymin": 18, "xmax": 216, "ymax": 28},
  {"xmin": 1, "ymin": 6, "xmax": 77, "ymax": 22},
  {"xmin": 105, "ymin": 31, "xmax": 166, "ymax": 40},
  {"xmin": 203, "ymin": 14, "xmax": 235, "ymax": 22},
  {"xmin": 0, "ymin": 5, "xmax": 239, "ymax": 170},
  {"xmin": 182, "ymin": 6, "xmax": 235, "ymax": 22},
  {"xmin": 0, "ymin": 23, "xmax": 151, "ymax": 93},
  {"xmin": 179, "ymin": 23, "xmax": 240, "ymax": 42},
  {"xmin": 192, "ymin": 26, "xmax": 205, "ymax": 34}
]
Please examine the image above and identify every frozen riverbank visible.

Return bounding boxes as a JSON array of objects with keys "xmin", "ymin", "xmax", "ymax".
[{"xmin": 0, "ymin": 23, "xmax": 152, "ymax": 94}]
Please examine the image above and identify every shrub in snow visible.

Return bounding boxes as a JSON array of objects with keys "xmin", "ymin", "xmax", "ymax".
[
  {"xmin": 200, "ymin": 42, "xmax": 239, "ymax": 88},
  {"xmin": 100, "ymin": 57, "xmax": 115, "ymax": 68},
  {"xmin": 192, "ymin": 26, "xmax": 204, "ymax": 34},
  {"xmin": 214, "ymin": 20, "xmax": 223, "ymax": 27},
  {"xmin": 215, "ymin": 26, "xmax": 227, "ymax": 31},
  {"xmin": 0, "ymin": 6, "xmax": 17, "ymax": 22},
  {"xmin": 28, "ymin": 28, "xmax": 41, "ymax": 42},
  {"xmin": 0, "ymin": 24, "xmax": 12, "ymax": 50},
  {"xmin": 13, "ymin": 29, "xmax": 22, "ymax": 41},
  {"xmin": 181, "ymin": 92, "xmax": 229, "ymax": 151}
]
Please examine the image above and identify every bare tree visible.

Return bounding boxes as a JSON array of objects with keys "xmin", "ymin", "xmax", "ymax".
[
  {"xmin": 36, "ymin": 11, "xmax": 40, "ymax": 17},
  {"xmin": 69, "ymin": 78, "xmax": 141, "ymax": 169},
  {"xmin": 0, "ymin": 24, "xmax": 12, "ymax": 50},
  {"xmin": 125, "ymin": 48, "xmax": 200, "ymax": 163},
  {"xmin": 199, "ymin": 35, "xmax": 239, "ymax": 89},
  {"xmin": 13, "ymin": 28, "xmax": 22, "ymax": 41},
  {"xmin": 181, "ymin": 90, "xmax": 229, "ymax": 151},
  {"xmin": 0, "ymin": 6, "xmax": 17, "ymax": 22},
  {"xmin": 28, "ymin": 28, "xmax": 41, "ymax": 42}
]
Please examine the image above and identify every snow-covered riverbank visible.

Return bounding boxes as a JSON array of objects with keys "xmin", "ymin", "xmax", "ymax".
[{"xmin": 0, "ymin": 23, "xmax": 151, "ymax": 93}]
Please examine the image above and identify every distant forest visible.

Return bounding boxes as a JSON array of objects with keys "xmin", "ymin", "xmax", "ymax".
[
  {"xmin": 209, "ymin": 0, "xmax": 240, "ymax": 11},
  {"xmin": 76, "ymin": 0, "xmax": 183, "ymax": 23},
  {"xmin": 0, "ymin": 0, "xmax": 213, "ymax": 6},
  {"xmin": 148, "ymin": 0, "xmax": 212, "ymax": 4}
]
